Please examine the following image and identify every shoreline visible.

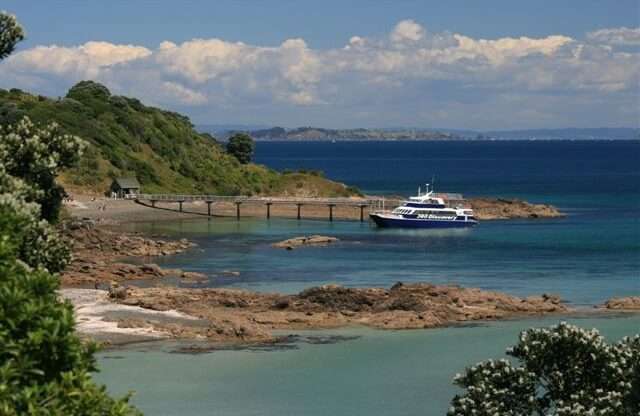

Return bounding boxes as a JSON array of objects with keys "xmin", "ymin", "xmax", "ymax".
[
  {"xmin": 58, "ymin": 201, "xmax": 634, "ymax": 349},
  {"xmin": 64, "ymin": 194, "xmax": 564, "ymax": 225}
]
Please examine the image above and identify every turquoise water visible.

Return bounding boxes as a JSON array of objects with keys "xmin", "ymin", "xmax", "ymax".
[
  {"xmin": 97, "ymin": 314, "xmax": 640, "ymax": 416},
  {"xmin": 100, "ymin": 141, "xmax": 639, "ymax": 414},
  {"xmin": 128, "ymin": 214, "xmax": 637, "ymax": 305},
  {"xmin": 125, "ymin": 141, "xmax": 639, "ymax": 305}
]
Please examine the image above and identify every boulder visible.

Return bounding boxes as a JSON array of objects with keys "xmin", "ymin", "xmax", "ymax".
[{"xmin": 272, "ymin": 235, "xmax": 339, "ymax": 249}]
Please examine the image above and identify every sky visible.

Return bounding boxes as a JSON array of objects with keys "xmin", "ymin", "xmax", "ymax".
[{"xmin": 1, "ymin": 0, "xmax": 639, "ymax": 129}]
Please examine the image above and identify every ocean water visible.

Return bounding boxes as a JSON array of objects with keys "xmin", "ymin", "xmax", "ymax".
[
  {"xmin": 125, "ymin": 141, "xmax": 640, "ymax": 305},
  {"xmin": 103, "ymin": 141, "xmax": 640, "ymax": 415}
]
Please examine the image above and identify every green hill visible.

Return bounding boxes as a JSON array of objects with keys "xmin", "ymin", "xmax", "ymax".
[{"xmin": 0, "ymin": 81, "xmax": 359, "ymax": 197}]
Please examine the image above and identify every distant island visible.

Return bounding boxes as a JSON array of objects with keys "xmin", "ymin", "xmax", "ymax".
[{"xmin": 199, "ymin": 125, "xmax": 640, "ymax": 141}]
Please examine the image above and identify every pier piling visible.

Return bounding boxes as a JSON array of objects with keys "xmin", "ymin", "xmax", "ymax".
[
  {"xmin": 135, "ymin": 194, "xmax": 385, "ymax": 223},
  {"xmin": 328, "ymin": 204, "xmax": 335, "ymax": 221}
]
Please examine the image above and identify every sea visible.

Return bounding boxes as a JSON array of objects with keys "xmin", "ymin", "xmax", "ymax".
[{"xmin": 96, "ymin": 140, "xmax": 640, "ymax": 416}]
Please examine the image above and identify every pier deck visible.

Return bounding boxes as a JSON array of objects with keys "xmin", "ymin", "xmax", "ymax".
[{"xmin": 134, "ymin": 194, "xmax": 387, "ymax": 221}]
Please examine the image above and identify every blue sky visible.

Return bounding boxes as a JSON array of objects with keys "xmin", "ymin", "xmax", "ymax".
[{"xmin": 1, "ymin": 1, "xmax": 639, "ymax": 129}]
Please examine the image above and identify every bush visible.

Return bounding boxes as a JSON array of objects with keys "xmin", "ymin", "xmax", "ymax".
[
  {"xmin": 0, "ymin": 117, "xmax": 85, "ymax": 222},
  {"xmin": 0, "ymin": 147, "xmax": 140, "ymax": 415},
  {"xmin": 449, "ymin": 322, "xmax": 640, "ymax": 416}
]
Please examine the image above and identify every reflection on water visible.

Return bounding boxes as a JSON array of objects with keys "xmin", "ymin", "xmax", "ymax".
[{"xmin": 371, "ymin": 227, "xmax": 474, "ymax": 238}]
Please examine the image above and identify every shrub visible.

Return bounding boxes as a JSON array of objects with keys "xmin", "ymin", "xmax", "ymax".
[
  {"xmin": 0, "ymin": 12, "xmax": 140, "ymax": 413},
  {"xmin": 449, "ymin": 322, "xmax": 640, "ymax": 416},
  {"xmin": 0, "ymin": 207, "xmax": 140, "ymax": 415},
  {"xmin": 0, "ymin": 117, "xmax": 85, "ymax": 222}
]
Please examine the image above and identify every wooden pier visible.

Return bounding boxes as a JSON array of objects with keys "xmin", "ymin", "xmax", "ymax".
[{"xmin": 134, "ymin": 194, "xmax": 386, "ymax": 222}]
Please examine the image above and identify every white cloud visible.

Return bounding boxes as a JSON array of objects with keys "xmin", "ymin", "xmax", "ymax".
[
  {"xmin": 390, "ymin": 20, "xmax": 425, "ymax": 42},
  {"xmin": 587, "ymin": 27, "xmax": 640, "ymax": 46},
  {"xmin": 3, "ymin": 42, "xmax": 150, "ymax": 80},
  {"xmin": 0, "ymin": 21, "xmax": 637, "ymax": 128},
  {"xmin": 161, "ymin": 81, "xmax": 207, "ymax": 105}
]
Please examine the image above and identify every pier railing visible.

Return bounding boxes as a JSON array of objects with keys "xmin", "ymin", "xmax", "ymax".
[{"xmin": 134, "ymin": 194, "xmax": 383, "ymax": 206}]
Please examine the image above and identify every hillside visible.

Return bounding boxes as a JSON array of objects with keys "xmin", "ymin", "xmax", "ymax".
[{"xmin": 0, "ymin": 82, "xmax": 359, "ymax": 197}]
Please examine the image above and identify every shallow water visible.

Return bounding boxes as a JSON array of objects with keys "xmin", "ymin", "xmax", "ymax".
[
  {"xmin": 96, "ymin": 314, "xmax": 640, "ymax": 416},
  {"xmin": 124, "ymin": 141, "xmax": 639, "ymax": 305},
  {"xmin": 126, "ymin": 213, "xmax": 637, "ymax": 305},
  {"xmin": 103, "ymin": 141, "xmax": 639, "ymax": 414}
]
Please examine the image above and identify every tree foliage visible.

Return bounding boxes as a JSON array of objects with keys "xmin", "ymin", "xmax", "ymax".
[
  {"xmin": 0, "ymin": 12, "xmax": 24, "ymax": 59},
  {"xmin": 0, "ymin": 117, "xmax": 85, "ymax": 222},
  {"xmin": 0, "ymin": 12, "xmax": 140, "ymax": 415},
  {"xmin": 449, "ymin": 322, "xmax": 640, "ymax": 416},
  {"xmin": 226, "ymin": 133, "xmax": 255, "ymax": 164}
]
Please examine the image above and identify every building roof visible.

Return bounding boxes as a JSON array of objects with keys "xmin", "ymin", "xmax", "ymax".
[{"xmin": 112, "ymin": 177, "xmax": 141, "ymax": 189}]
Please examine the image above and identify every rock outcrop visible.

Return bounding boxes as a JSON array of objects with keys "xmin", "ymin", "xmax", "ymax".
[
  {"xmin": 110, "ymin": 283, "xmax": 568, "ymax": 344},
  {"xmin": 603, "ymin": 296, "xmax": 640, "ymax": 310},
  {"xmin": 469, "ymin": 198, "xmax": 563, "ymax": 220},
  {"xmin": 272, "ymin": 235, "xmax": 339, "ymax": 249},
  {"xmin": 61, "ymin": 219, "xmax": 195, "ymax": 286}
]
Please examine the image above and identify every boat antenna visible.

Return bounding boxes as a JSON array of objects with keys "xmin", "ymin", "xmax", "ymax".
[
  {"xmin": 431, "ymin": 175, "xmax": 436, "ymax": 193},
  {"xmin": 418, "ymin": 185, "xmax": 421, "ymax": 196}
]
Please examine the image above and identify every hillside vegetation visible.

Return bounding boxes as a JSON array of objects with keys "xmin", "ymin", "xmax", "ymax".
[{"xmin": 0, "ymin": 81, "xmax": 359, "ymax": 197}]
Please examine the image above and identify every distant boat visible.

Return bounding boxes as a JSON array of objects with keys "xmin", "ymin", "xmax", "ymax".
[{"xmin": 370, "ymin": 184, "xmax": 477, "ymax": 229}]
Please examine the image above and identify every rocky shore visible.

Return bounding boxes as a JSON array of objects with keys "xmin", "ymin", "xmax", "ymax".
[
  {"xmin": 59, "ymin": 221, "xmax": 639, "ymax": 348},
  {"xmin": 108, "ymin": 282, "xmax": 567, "ymax": 345},
  {"xmin": 61, "ymin": 219, "xmax": 194, "ymax": 286}
]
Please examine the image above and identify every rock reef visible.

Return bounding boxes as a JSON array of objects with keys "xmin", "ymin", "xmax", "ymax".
[
  {"xmin": 603, "ymin": 297, "xmax": 640, "ymax": 310},
  {"xmin": 272, "ymin": 235, "xmax": 339, "ymax": 249},
  {"xmin": 469, "ymin": 198, "xmax": 564, "ymax": 220},
  {"xmin": 109, "ymin": 283, "xmax": 567, "ymax": 344}
]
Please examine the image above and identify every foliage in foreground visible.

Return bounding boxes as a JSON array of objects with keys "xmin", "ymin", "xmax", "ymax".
[
  {"xmin": 449, "ymin": 322, "xmax": 640, "ymax": 416},
  {"xmin": 0, "ymin": 119, "xmax": 141, "ymax": 415},
  {"xmin": 0, "ymin": 11, "xmax": 140, "ymax": 414}
]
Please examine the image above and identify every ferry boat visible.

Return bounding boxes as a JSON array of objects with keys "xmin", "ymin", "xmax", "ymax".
[{"xmin": 369, "ymin": 185, "xmax": 477, "ymax": 229}]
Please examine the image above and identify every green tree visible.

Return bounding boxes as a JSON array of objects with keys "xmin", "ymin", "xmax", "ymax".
[
  {"xmin": 0, "ymin": 12, "xmax": 24, "ymax": 59},
  {"xmin": 449, "ymin": 322, "xmax": 639, "ymax": 416},
  {"xmin": 0, "ymin": 12, "xmax": 140, "ymax": 415},
  {"xmin": 226, "ymin": 133, "xmax": 255, "ymax": 164},
  {"xmin": 0, "ymin": 117, "xmax": 85, "ymax": 222}
]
